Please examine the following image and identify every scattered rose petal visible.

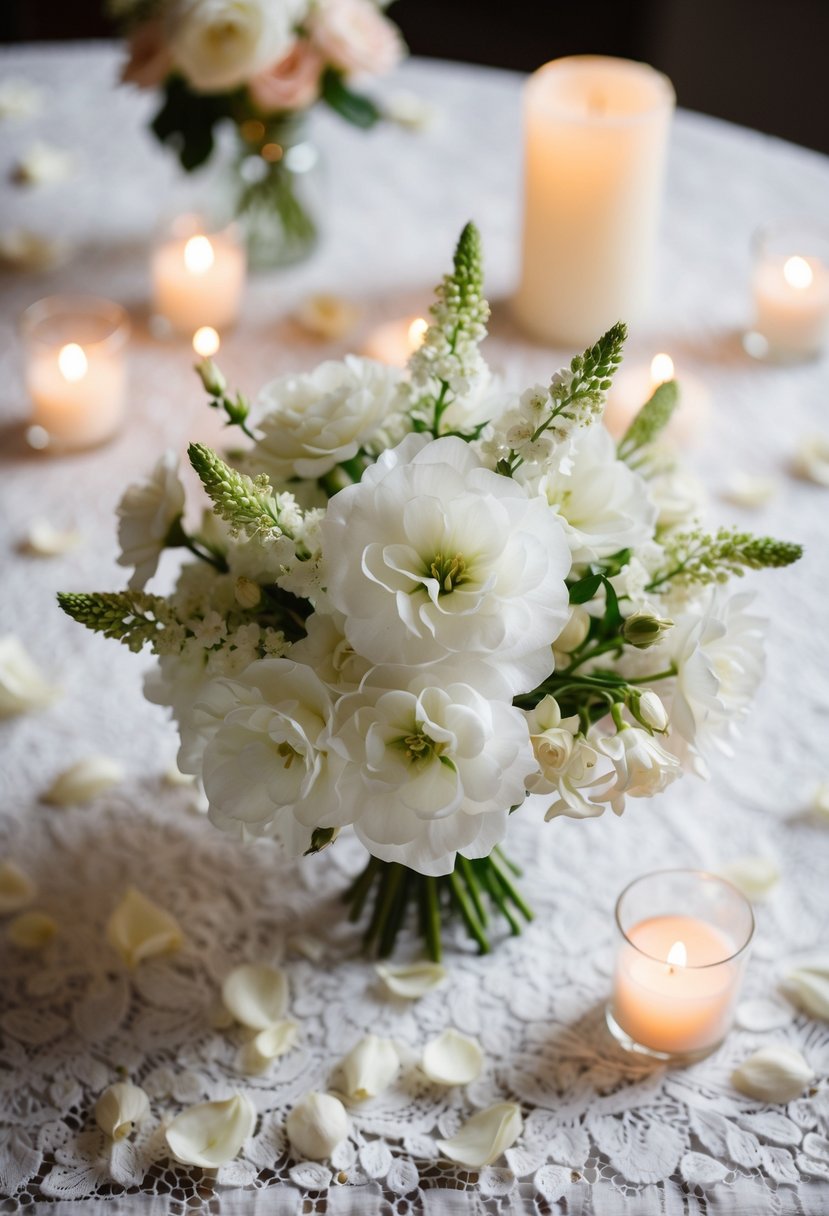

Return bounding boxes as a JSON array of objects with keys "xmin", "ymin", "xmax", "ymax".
[
  {"xmin": 43, "ymin": 756, "xmax": 123, "ymax": 805},
  {"xmin": 7, "ymin": 910, "xmax": 57, "ymax": 948},
  {"xmin": 375, "ymin": 961, "xmax": 447, "ymax": 999},
  {"xmin": 722, "ymin": 473, "xmax": 778, "ymax": 509},
  {"xmin": 735, "ymin": 998, "xmax": 793, "ymax": 1032},
  {"xmin": 222, "ymin": 963, "xmax": 288, "ymax": 1030},
  {"xmin": 732, "ymin": 1046, "xmax": 814, "ymax": 1103},
  {"xmin": 286, "ymin": 1092, "xmax": 349, "ymax": 1161},
  {"xmin": 437, "ymin": 1102, "xmax": 523, "ymax": 1168},
  {"xmin": 0, "ymin": 861, "xmax": 37, "ymax": 914},
  {"xmin": 720, "ymin": 856, "xmax": 780, "ymax": 901},
  {"xmin": 0, "ymin": 228, "xmax": 69, "ymax": 272},
  {"xmin": 0, "ymin": 78, "xmax": 42, "ymax": 119},
  {"xmin": 793, "ymin": 435, "xmax": 829, "ymax": 487},
  {"xmin": 287, "ymin": 934, "xmax": 325, "ymax": 962},
  {"xmin": 238, "ymin": 1020, "xmax": 299, "ymax": 1074},
  {"xmin": 162, "ymin": 765, "xmax": 196, "ymax": 787},
  {"xmin": 295, "ymin": 293, "xmax": 361, "ymax": 341},
  {"xmin": 0, "ymin": 636, "xmax": 59, "ymax": 716},
  {"xmin": 782, "ymin": 959, "xmax": 829, "ymax": 1021},
  {"xmin": 12, "ymin": 141, "xmax": 73, "ymax": 186},
  {"xmin": 20, "ymin": 520, "xmax": 82, "ymax": 556},
  {"xmin": 95, "ymin": 1082, "xmax": 150, "ymax": 1140},
  {"xmin": 166, "ymin": 1094, "xmax": 256, "ymax": 1167},
  {"xmin": 422, "ymin": 1029, "xmax": 484, "ymax": 1086},
  {"xmin": 386, "ymin": 90, "xmax": 437, "ymax": 130},
  {"xmin": 106, "ymin": 888, "xmax": 184, "ymax": 968},
  {"xmin": 810, "ymin": 782, "xmax": 829, "ymax": 821},
  {"xmin": 339, "ymin": 1035, "xmax": 399, "ymax": 1101}
]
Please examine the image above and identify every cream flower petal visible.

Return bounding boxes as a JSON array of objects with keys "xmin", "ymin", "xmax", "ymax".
[
  {"xmin": 43, "ymin": 757, "xmax": 123, "ymax": 805},
  {"xmin": 422, "ymin": 1029, "xmax": 484, "ymax": 1086},
  {"xmin": 106, "ymin": 888, "xmax": 185, "ymax": 969},
  {"xmin": 782, "ymin": 959, "xmax": 829, "ymax": 1021},
  {"xmin": 13, "ymin": 141, "xmax": 73, "ymax": 186},
  {"xmin": 722, "ymin": 474, "xmax": 778, "ymax": 509},
  {"xmin": 238, "ymin": 1020, "xmax": 300, "ymax": 1075},
  {"xmin": 732, "ymin": 1045, "xmax": 814, "ymax": 1102},
  {"xmin": 811, "ymin": 782, "xmax": 829, "ymax": 821},
  {"xmin": 793, "ymin": 435, "xmax": 829, "ymax": 487},
  {"xmin": 287, "ymin": 934, "xmax": 325, "ymax": 962},
  {"xmin": 95, "ymin": 1082, "xmax": 150, "ymax": 1140},
  {"xmin": 166, "ymin": 1094, "xmax": 256, "ymax": 1167},
  {"xmin": 7, "ymin": 910, "xmax": 58, "ymax": 949},
  {"xmin": 286, "ymin": 1092, "xmax": 349, "ymax": 1161},
  {"xmin": 0, "ymin": 636, "xmax": 60, "ymax": 717},
  {"xmin": 163, "ymin": 765, "xmax": 196, "ymax": 787},
  {"xmin": 720, "ymin": 856, "xmax": 780, "ymax": 902},
  {"xmin": 375, "ymin": 961, "xmax": 447, "ymax": 999},
  {"xmin": 436, "ymin": 1102, "xmax": 523, "ymax": 1168},
  {"xmin": 222, "ymin": 963, "xmax": 288, "ymax": 1030},
  {"xmin": 0, "ymin": 228, "xmax": 69, "ymax": 272},
  {"xmin": 21, "ymin": 520, "xmax": 82, "ymax": 556},
  {"xmin": 0, "ymin": 78, "xmax": 42, "ymax": 119},
  {"xmin": 295, "ymin": 293, "xmax": 361, "ymax": 341},
  {"xmin": 339, "ymin": 1035, "xmax": 399, "ymax": 1101},
  {"xmin": 0, "ymin": 861, "xmax": 37, "ymax": 914}
]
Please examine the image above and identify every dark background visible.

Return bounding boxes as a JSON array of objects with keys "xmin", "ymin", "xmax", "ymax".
[{"xmin": 2, "ymin": 0, "xmax": 828, "ymax": 155}]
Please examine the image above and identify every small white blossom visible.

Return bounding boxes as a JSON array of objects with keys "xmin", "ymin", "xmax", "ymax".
[
  {"xmin": 116, "ymin": 452, "xmax": 185, "ymax": 590},
  {"xmin": 598, "ymin": 727, "xmax": 682, "ymax": 814}
]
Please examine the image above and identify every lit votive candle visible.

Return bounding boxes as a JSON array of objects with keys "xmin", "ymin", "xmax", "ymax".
[
  {"xmin": 746, "ymin": 223, "xmax": 829, "ymax": 361},
  {"xmin": 22, "ymin": 295, "xmax": 130, "ymax": 452},
  {"xmin": 607, "ymin": 870, "xmax": 754, "ymax": 1063},
  {"xmin": 151, "ymin": 214, "xmax": 246, "ymax": 336},
  {"xmin": 604, "ymin": 352, "xmax": 710, "ymax": 443},
  {"xmin": 363, "ymin": 316, "xmax": 428, "ymax": 366}
]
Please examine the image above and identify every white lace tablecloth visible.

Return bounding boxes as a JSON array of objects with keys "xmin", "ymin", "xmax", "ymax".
[{"xmin": 2, "ymin": 43, "xmax": 829, "ymax": 1216}]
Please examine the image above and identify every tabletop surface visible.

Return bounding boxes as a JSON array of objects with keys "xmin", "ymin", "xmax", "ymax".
[{"xmin": 1, "ymin": 42, "xmax": 829, "ymax": 1216}]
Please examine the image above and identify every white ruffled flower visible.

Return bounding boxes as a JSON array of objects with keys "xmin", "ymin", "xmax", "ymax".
[
  {"xmin": 523, "ymin": 695, "xmax": 578, "ymax": 790},
  {"xmin": 116, "ymin": 452, "xmax": 185, "ymax": 590},
  {"xmin": 198, "ymin": 658, "xmax": 344, "ymax": 850},
  {"xmin": 289, "ymin": 610, "xmax": 372, "ymax": 691},
  {"xmin": 597, "ymin": 727, "xmax": 682, "ymax": 814},
  {"xmin": 533, "ymin": 425, "xmax": 657, "ymax": 566},
  {"xmin": 331, "ymin": 673, "xmax": 534, "ymax": 875},
  {"xmin": 254, "ymin": 356, "xmax": 403, "ymax": 480},
  {"xmin": 322, "ymin": 434, "xmax": 572, "ymax": 697},
  {"xmin": 537, "ymin": 731, "xmax": 615, "ymax": 821},
  {"xmin": 166, "ymin": 0, "xmax": 303, "ymax": 92}
]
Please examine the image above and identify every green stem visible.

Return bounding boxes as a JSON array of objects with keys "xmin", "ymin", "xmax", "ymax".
[
  {"xmin": 449, "ymin": 871, "xmax": 490, "ymax": 954},
  {"xmin": 476, "ymin": 862, "xmax": 520, "ymax": 935},
  {"xmin": 379, "ymin": 868, "xmax": 411, "ymax": 958},
  {"xmin": 494, "ymin": 846, "xmax": 522, "ymax": 878},
  {"xmin": 488, "ymin": 853, "xmax": 534, "ymax": 924},
  {"xmin": 424, "ymin": 876, "xmax": 442, "ymax": 963},
  {"xmin": 345, "ymin": 856, "xmax": 381, "ymax": 921},
  {"xmin": 457, "ymin": 856, "xmax": 488, "ymax": 927},
  {"xmin": 363, "ymin": 863, "xmax": 403, "ymax": 949}
]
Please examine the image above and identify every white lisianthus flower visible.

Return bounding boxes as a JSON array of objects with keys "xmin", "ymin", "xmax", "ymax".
[
  {"xmin": 538, "ymin": 731, "xmax": 614, "ymax": 821},
  {"xmin": 254, "ymin": 356, "xmax": 403, "ymax": 481},
  {"xmin": 116, "ymin": 451, "xmax": 185, "ymax": 590},
  {"xmin": 523, "ymin": 695, "xmax": 578, "ymax": 790},
  {"xmin": 166, "ymin": 0, "xmax": 303, "ymax": 93},
  {"xmin": 598, "ymin": 727, "xmax": 682, "ymax": 814},
  {"xmin": 197, "ymin": 658, "xmax": 344, "ymax": 850},
  {"xmin": 322, "ymin": 434, "xmax": 572, "ymax": 697},
  {"xmin": 331, "ymin": 672, "xmax": 534, "ymax": 876},
  {"xmin": 289, "ymin": 610, "xmax": 372, "ymax": 691},
  {"xmin": 532, "ymin": 425, "xmax": 657, "ymax": 566}
]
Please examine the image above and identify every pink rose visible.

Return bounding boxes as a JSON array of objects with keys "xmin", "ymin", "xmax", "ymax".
[
  {"xmin": 249, "ymin": 40, "xmax": 324, "ymax": 112},
  {"xmin": 121, "ymin": 20, "xmax": 173, "ymax": 89},
  {"xmin": 309, "ymin": 0, "xmax": 404, "ymax": 77}
]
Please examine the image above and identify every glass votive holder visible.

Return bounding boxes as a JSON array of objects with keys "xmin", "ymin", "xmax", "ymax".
[
  {"xmin": 21, "ymin": 295, "xmax": 130, "ymax": 453},
  {"xmin": 744, "ymin": 221, "xmax": 829, "ymax": 362},
  {"xmin": 150, "ymin": 211, "xmax": 246, "ymax": 338},
  {"xmin": 606, "ymin": 869, "xmax": 754, "ymax": 1065}
]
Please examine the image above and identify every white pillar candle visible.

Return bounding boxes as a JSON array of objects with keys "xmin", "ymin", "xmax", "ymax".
[
  {"xmin": 604, "ymin": 352, "xmax": 710, "ymax": 442},
  {"xmin": 751, "ymin": 255, "xmax": 829, "ymax": 360},
  {"xmin": 22, "ymin": 296, "xmax": 129, "ymax": 452},
  {"xmin": 513, "ymin": 56, "xmax": 675, "ymax": 347},
  {"xmin": 363, "ymin": 316, "xmax": 428, "ymax": 366},
  {"xmin": 151, "ymin": 223, "xmax": 246, "ymax": 335}
]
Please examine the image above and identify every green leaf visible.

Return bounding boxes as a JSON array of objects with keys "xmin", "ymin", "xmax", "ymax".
[
  {"xmin": 321, "ymin": 68, "xmax": 381, "ymax": 129},
  {"xmin": 569, "ymin": 573, "xmax": 602, "ymax": 604},
  {"xmin": 150, "ymin": 75, "xmax": 236, "ymax": 172}
]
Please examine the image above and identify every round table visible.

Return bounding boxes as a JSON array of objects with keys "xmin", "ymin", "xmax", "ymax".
[{"xmin": 1, "ymin": 43, "xmax": 828, "ymax": 1216}]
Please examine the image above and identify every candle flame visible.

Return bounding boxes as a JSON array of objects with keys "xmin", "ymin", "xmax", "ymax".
[
  {"xmin": 184, "ymin": 235, "xmax": 215, "ymax": 275},
  {"xmin": 193, "ymin": 326, "xmax": 220, "ymax": 357},
  {"xmin": 58, "ymin": 343, "xmax": 88, "ymax": 383},
  {"xmin": 408, "ymin": 317, "xmax": 428, "ymax": 350},
  {"xmin": 783, "ymin": 255, "xmax": 813, "ymax": 290},
  {"xmin": 650, "ymin": 353, "xmax": 675, "ymax": 385},
  {"xmin": 667, "ymin": 940, "xmax": 687, "ymax": 968}
]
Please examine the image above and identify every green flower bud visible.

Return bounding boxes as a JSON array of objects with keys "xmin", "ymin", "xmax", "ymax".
[
  {"xmin": 622, "ymin": 609, "xmax": 674, "ymax": 649},
  {"xmin": 631, "ymin": 689, "xmax": 669, "ymax": 732},
  {"xmin": 195, "ymin": 358, "xmax": 227, "ymax": 398}
]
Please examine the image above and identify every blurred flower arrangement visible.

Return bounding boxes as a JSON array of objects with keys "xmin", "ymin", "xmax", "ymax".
[
  {"xmin": 60, "ymin": 224, "xmax": 801, "ymax": 959},
  {"xmin": 111, "ymin": 0, "xmax": 406, "ymax": 265}
]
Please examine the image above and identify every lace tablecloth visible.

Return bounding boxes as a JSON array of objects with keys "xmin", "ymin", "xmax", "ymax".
[{"xmin": 1, "ymin": 43, "xmax": 829, "ymax": 1216}]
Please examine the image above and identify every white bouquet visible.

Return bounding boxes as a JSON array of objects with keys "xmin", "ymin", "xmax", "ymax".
[{"xmin": 61, "ymin": 224, "xmax": 801, "ymax": 958}]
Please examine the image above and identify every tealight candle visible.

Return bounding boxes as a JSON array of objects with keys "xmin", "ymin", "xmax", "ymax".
[
  {"xmin": 513, "ymin": 56, "xmax": 675, "ymax": 347},
  {"xmin": 151, "ymin": 214, "xmax": 246, "ymax": 336},
  {"xmin": 21, "ymin": 295, "xmax": 129, "ymax": 452},
  {"xmin": 363, "ymin": 316, "xmax": 428, "ymax": 366},
  {"xmin": 746, "ymin": 223, "xmax": 829, "ymax": 361},
  {"xmin": 604, "ymin": 352, "xmax": 710, "ymax": 442},
  {"xmin": 607, "ymin": 870, "xmax": 754, "ymax": 1062}
]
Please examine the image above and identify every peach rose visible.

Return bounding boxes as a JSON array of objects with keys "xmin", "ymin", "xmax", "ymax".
[
  {"xmin": 250, "ymin": 40, "xmax": 324, "ymax": 112},
  {"xmin": 309, "ymin": 0, "xmax": 404, "ymax": 77},
  {"xmin": 121, "ymin": 20, "xmax": 173, "ymax": 89}
]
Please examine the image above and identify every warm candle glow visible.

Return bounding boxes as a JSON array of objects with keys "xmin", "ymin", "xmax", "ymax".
[
  {"xmin": 783, "ymin": 255, "xmax": 814, "ymax": 290},
  {"xmin": 193, "ymin": 325, "xmax": 220, "ymax": 357},
  {"xmin": 666, "ymin": 940, "xmax": 687, "ymax": 968},
  {"xmin": 408, "ymin": 317, "xmax": 428, "ymax": 349},
  {"xmin": 58, "ymin": 343, "xmax": 88, "ymax": 383},
  {"xmin": 650, "ymin": 352, "xmax": 674, "ymax": 384},
  {"xmin": 184, "ymin": 235, "xmax": 215, "ymax": 275}
]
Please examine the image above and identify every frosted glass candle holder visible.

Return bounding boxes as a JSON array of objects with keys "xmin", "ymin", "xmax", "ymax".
[
  {"xmin": 745, "ymin": 221, "xmax": 829, "ymax": 362},
  {"xmin": 22, "ymin": 295, "xmax": 130, "ymax": 453},
  {"xmin": 606, "ymin": 870, "xmax": 754, "ymax": 1064},
  {"xmin": 151, "ymin": 212, "xmax": 246, "ymax": 337}
]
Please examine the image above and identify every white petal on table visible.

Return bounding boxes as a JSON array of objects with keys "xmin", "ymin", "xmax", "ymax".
[
  {"xmin": 0, "ymin": 78, "xmax": 42, "ymax": 118},
  {"xmin": 43, "ymin": 757, "xmax": 123, "ymax": 806},
  {"xmin": 106, "ymin": 887, "xmax": 184, "ymax": 969},
  {"xmin": 792, "ymin": 435, "xmax": 829, "ymax": 487},
  {"xmin": 339, "ymin": 1035, "xmax": 399, "ymax": 1101},
  {"xmin": 0, "ymin": 861, "xmax": 37, "ymax": 914},
  {"xmin": 295, "ymin": 293, "xmax": 361, "ymax": 341},
  {"xmin": 0, "ymin": 228, "xmax": 69, "ymax": 272},
  {"xmin": 166, "ymin": 1094, "xmax": 256, "ymax": 1167},
  {"xmin": 732, "ymin": 1045, "xmax": 814, "ymax": 1102},
  {"xmin": 12, "ymin": 141, "xmax": 73, "ymax": 186},
  {"xmin": 238, "ymin": 1020, "xmax": 300, "ymax": 1075},
  {"xmin": 95, "ymin": 1082, "xmax": 150, "ymax": 1140},
  {"xmin": 0, "ymin": 636, "xmax": 60, "ymax": 717},
  {"xmin": 437, "ymin": 1102, "xmax": 523, "ymax": 1168},
  {"xmin": 286, "ymin": 1092, "xmax": 349, "ymax": 1161},
  {"xmin": 722, "ymin": 473, "xmax": 779, "ymax": 509},
  {"xmin": 781, "ymin": 958, "xmax": 829, "ymax": 1021},
  {"xmin": 720, "ymin": 856, "xmax": 780, "ymax": 901},
  {"xmin": 7, "ymin": 910, "xmax": 58, "ymax": 949},
  {"xmin": 811, "ymin": 782, "xmax": 829, "ymax": 821},
  {"xmin": 222, "ymin": 963, "xmax": 289, "ymax": 1030},
  {"xmin": 375, "ymin": 960, "xmax": 447, "ymax": 998},
  {"xmin": 20, "ymin": 520, "xmax": 82, "ymax": 556},
  {"xmin": 422, "ymin": 1029, "xmax": 484, "ymax": 1086}
]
